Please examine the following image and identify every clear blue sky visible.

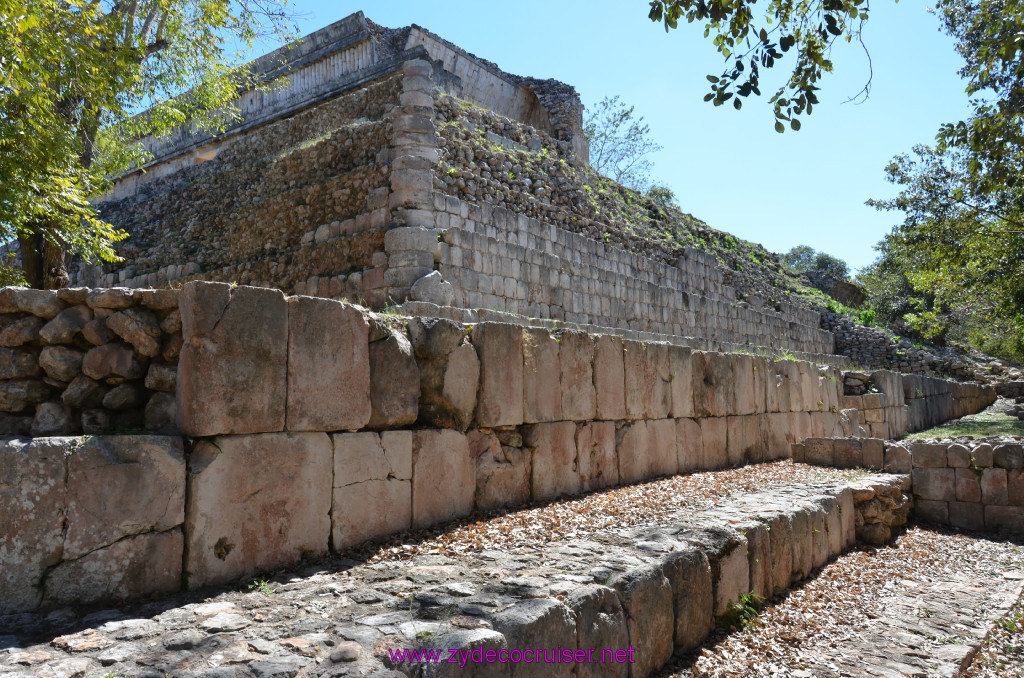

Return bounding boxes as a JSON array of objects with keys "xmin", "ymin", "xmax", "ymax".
[{"xmin": 262, "ymin": 1, "xmax": 970, "ymax": 273}]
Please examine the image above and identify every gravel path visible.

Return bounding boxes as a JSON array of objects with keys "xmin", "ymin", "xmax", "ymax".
[{"xmin": 659, "ymin": 527, "xmax": 1024, "ymax": 678}]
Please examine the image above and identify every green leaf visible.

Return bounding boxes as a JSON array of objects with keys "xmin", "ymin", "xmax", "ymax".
[{"xmin": 775, "ymin": 121, "xmax": 785, "ymax": 133}]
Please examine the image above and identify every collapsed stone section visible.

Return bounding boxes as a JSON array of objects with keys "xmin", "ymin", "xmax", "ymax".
[{"xmin": 0, "ymin": 286, "xmax": 181, "ymax": 436}]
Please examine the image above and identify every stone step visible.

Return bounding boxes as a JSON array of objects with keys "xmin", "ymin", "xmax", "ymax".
[
  {"xmin": 0, "ymin": 464, "xmax": 908, "ymax": 678},
  {"xmin": 670, "ymin": 525, "xmax": 1024, "ymax": 678}
]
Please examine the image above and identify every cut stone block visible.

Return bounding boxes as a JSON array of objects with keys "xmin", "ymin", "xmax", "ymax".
[
  {"xmin": 647, "ymin": 418, "xmax": 678, "ymax": 477},
  {"xmin": 668, "ymin": 345, "xmax": 694, "ymax": 418},
  {"xmin": 616, "ymin": 420, "xmax": 650, "ymax": 484},
  {"xmin": 884, "ymin": 443, "xmax": 912, "ymax": 474},
  {"xmin": 522, "ymin": 328, "xmax": 561, "ymax": 423},
  {"xmin": 567, "ymin": 586, "xmax": 628, "ymax": 678},
  {"xmin": 45, "ymin": 529, "xmax": 182, "ymax": 607},
  {"xmin": 593, "ymin": 335, "xmax": 626, "ymax": 421},
  {"xmin": 332, "ymin": 431, "xmax": 412, "ymax": 548},
  {"xmin": 185, "ymin": 432, "xmax": 332, "ymax": 587},
  {"xmin": 956, "ymin": 467, "xmax": 983, "ymax": 503},
  {"xmin": 576, "ymin": 421, "xmax": 618, "ymax": 492},
  {"xmin": 0, "ymin": 438, "xmax": 69, "ymax": 613},
  {"xmin": 610, "ymin": 564, "xmax": 674, "ymax": 678},
  {"xmin": 470, "ymin": 430, "xmax": 531, "ymax": 511},
  {"xmin": 178, "ymin": 282, "xmax": 288, "ymax": 436},
  {"xmin": 663, "ymin": 548, "xmax": 713, "ymax": 652},
  {"xmin": 763, "ymin": 511, "xmax": 794, "ymax": 595},
  {"xmin": 982, "ymin": 468, "xmax": 1009, "ymax": 506},
  {"xmin": 287, "ymin": 296, "xmax": 370, "ymax": 432},
  {"xmin": 732, "ymin": 355, "xmax": 756, "ymax": 415},
  {"xmin": 412, "ymin": 429, "xmax": 473, "ymax": 528},
  {"xmin": 985, "ymin": 505, "xmax": 1024, "ymax": 532},
  {"xmin": 699, "ymin": 417, "xmax": 728, "ymax": 470},
  {"xmin": 833, "ymin": 438, "xmax": 863, "ymax": 469},
  {"xmin": 524, "ymin": 421, "xmax": 579, "ymax": 501},
  {"xmin": 471, "ymin": 323, "xmax": 524, "ymax": 427},
  {"xmin": 64, "ymin": 436, "xmax": 185, "ymax": 560},
  {"xmin": 726, "ymin": 415, "xmax": 760, "ymax": 465},
  {"xmin": 489, "ymin": 599, "xmax": 577, "ymax": 678},
  {"xmin": 802, "ymin": 438, "xmax": 835, "ymax": 467},
  {"xmin": 676, "ymin": 418, "xmax": 704, "ymax": 473},
  {"xmin": 737, "ymin": 519, "xmax": 772, "ymax": 601},
  {"xmin": 949, "ymin": 501, "xmax": 985, "ymax": 531},
  {"xmin": 912, "ymin": 468, "xmax": 957, "ymax": 502},
  {"xmin": 558, "ymin": 330, "xmax": 597, "ymax": 421},
  {"xmin": 368, "ymin": 331, "xmax": 419, "ymax": 429}
]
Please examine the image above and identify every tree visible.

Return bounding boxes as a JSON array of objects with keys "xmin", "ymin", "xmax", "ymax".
[
  {"xmin": 584, "ymin": 95, "xmax": 663, "ymax": 191},
  {"xmin": 811, "ymin": 252, "xmax": 849, "ymax": 278},
  {"xmin": 780, "ymin": 245, "xmax": 849, "ymax": 278},
  {"xmin": 1, "ymin": 0, "xmax": 294, "ymax": 288}
]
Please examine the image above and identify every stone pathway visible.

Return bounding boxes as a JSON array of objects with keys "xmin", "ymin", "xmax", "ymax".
[
  {"xmin": 0, "ymin": 463, "xmax": 879, "ymax": 678},
  {"xmin": 668, "ymin": 527, "xmax": 1024, "ymax": 678}
]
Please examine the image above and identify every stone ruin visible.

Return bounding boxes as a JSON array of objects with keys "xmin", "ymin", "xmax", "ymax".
[{"xmin": 0, "ymin": 11, "xmax": 1022, "ymax": 678}]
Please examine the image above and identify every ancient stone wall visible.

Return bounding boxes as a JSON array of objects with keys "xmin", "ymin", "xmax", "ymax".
[
  {"xmin": 0, "ymin": 281, "xmax": 993, "ymax": 614},
  {"xmin": 0, "ymin": 286, "xmax": 180, "ymax": 436}
]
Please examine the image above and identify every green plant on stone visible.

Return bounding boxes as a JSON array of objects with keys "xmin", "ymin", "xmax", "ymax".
[
  {"xmin": 246, "ymin": 578, "xmax": 273, "ymax": 595},
  {"xmin": 717, "ymin": 592, "xmax": 765, "ymax": 631}
]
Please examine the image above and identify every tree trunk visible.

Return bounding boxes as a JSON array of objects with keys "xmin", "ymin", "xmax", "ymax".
[
  {"xmin": 17, "ymin": 231, "xmax": 43, "ymax": 289},
  {"xmin": 42, "ymin": 238, "xmax": 70, "ymax": 289}
]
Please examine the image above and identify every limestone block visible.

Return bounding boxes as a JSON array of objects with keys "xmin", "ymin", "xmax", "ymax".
[
  {"xmin": 64, "ymin": 436, "xmax": 185, "ymax": 560},
  {"xmin": 995, "ymin": 443, "xmax": 1024, "ymax": 470},
  {"xmin": 178, "ymin": 282, "xmax": 288, "ymax": 436},
  {"xmin": 39, "ymin": 306, "xmax": 92, "ymax": 344},
  {"xmin": 616, "ymin": 420, "xmax": 650, "ymax": 484},
  {"xmin": 0, "ymin": 438, "xmax": 68, "ymax": 613},
  {"xmin": 0, "ymin": 347, "xmax": 41, "ymax": 380},
  {"xmin": 833, "ymin": 439, "xmax": 863, "ymax": 469},
  {"xmin": 817, "ymin": 495, "xmax": 844, "ymax": 557},
  {"xmin": 796, "ymin": 361, "xmax": 819, "ymax": 412},
  {"xmin": 702, "ymin": 352, "xmax": 736, "ymax": 417},
  {"xmin": 838, "ymin": 486, "xmax": 856, "ymax": 548},
  {"xmin": 106, "ymin": 308, "xmax": 162, "ymax": 357},
  {"xmin": 884, "ymin": 443, "xmax": 912, "ymax": 474},
  {"xmin": 610, "ymin": 565, "xmax": 674, "ymax": 678},
  {"xmin": 949, "ymin": 501, "xmax": 985, "ymax": 532},
  {"xmin": 915, "ymin": 499, "xmax": 949, "ymax": 524},
  {"xmin": 0, "ymin": 315, "xmax": 43, "ymax": 346},
  {"xmin": 647, "ymin": 418, "xmax": 679, "ymax": 477},
  {"xmin": 185, "ymin": 432, "xmax": 332, "ymax": 587},
  {"xmin": 45, "ymin": 529, "xmax": 182, "ymax": 607},
  {"xmin": 594, "ymin": 335, "xmax": 626, "ymax": 421},
  {"xmin": 668, "ymin": 345, "xmax": 694, "ymax": 419},
  {"xmin": 410, "ymin": 271, "xmax": 455, "ymax": 306},
  {"xmin": 1009, "ymin": 470, "xmax": 1024, "ymax": 506},
  {"xmin": 862, "ymin": 438, "xmax": 885, "ymax": 470},
  {"xmin": 39, "ymin": 346, "xmax": 83, "ymax": 383},
  {"xmin": 732, "ymin": 355, "xmax": 756, "ymax": 415},
  {"xmin": 982, "ymin": 468, "xmax": 1009, "ymax": 506},
  {"xmin": 973, "ymin": 443, "xmax": 995, "ymax": 467},
  {"xmin": 576, "ymin": 421, "xmax": 618, "ymax": 492},
  {"xmin": 912, "ymin": 442, "xmax": 949, "ymax": 468},
  {"xmin": 737, "ymin": 519, "xmax": 772, "ymax": 600},
  {"xmin": 699, "ymin": 417, "xmax": 728, "ymax": 470},
  {"xmin": 662, "ymin": 548, "xmax": 713, "ymax": 652},
  {"xmin": 522, "ymin": 328, "xmax": 561, "ymax": 423},
  {"xmin": 789, "ymin": 507, "xmax": 814, "ymax": 582},
  {"xmin": 802, "ymin": 438, "xmax": 835, "ymax": 467},
  {"xmin": 524, "ymin": 421, "xmax": 579, "ymax": 501},
  {"xmin": 471, "ymin": 323, "xmax": 524, "ymax": 427},
  {"xmin": 471, "ymin": 430, "xmax": 531, "ymax": 511},
  {"xmin": 332, "ymin": 432, "xmax": 412, "ymax": 548},
  {"xmin": 566, "ymin": 586, "xmax": 628, "ymax": 678},
  {"xmin": 985, "ymin": 505, "xmax": 1024, "ymax": 532},
  {"xmin": 809, "ymin": 506, "xmax": 829, "ymax": 568},
  {"xmin": 912, "ymin": 468, "xmax": 957, "ymax": 502},
  {"xmin": 559, "ymin": 331, "xmax": 597, "ymax": 421},
  {"xmin": 726, "ymin": 415, "xmax": 760, "ymax": 465},
  {"xmin": 763, "ymin": 512, "xmax": 794, "ymax": 595},
  {"xmin": 85, "ymin": 288, "xmax": 133, "ymax": 310},
  {"xmin": 412, "ymin": 429, "xmax": 473, "ymax": 528},
  {"xmin": 676, "ymin": 418, "xmax": 704, "ymax": 473},
  {"xmin": 287, "ymin": 296, "xmax": 370, "ymax": 432},
  {"xmin": 947, "ymin": 444, "xmax": 972, "ymax": 468},
  {"xmin": 31, "ymin": 401, "xmax": 74, "ymax": 436},
  {"xmin": 955, "ymin": 467, "xmax": 983, "ymax": 503},
  {"xmin": 489, "ymin": 599, "xmax": 576, "ymax": 678},
  {"xmin": 691, "ymin": 527, "xmax": 749, "ymax": 617},
  {"xmin": 145, "ymin": 392, "xmax": 178, "ymax": 434},
  {"xmin": 622, "ymin": 340, "xmax": 647, "ymax": 420},
  {"xmin": 767, "ymin": 360, "xmax": 796, "ymax": 413},
  {"xmin": 367, "ymin": 331, "xmax": 419, "ymax": 430},
  {"xmin": 751, "ymin": 357, "xmax": 770, "ymax": 415},
  {"xmin": 6, "ymin": 287, "xmax": 64, "ymax": 317}
]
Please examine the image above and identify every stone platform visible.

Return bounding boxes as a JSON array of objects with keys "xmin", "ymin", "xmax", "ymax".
[{"xmin": 0, "ymin": 463, "xmax": 905, "ymax": 678}]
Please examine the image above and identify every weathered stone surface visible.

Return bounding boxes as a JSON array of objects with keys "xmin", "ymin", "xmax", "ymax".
[
  {"xmin": 31, "ymin": 401, "xmax": 74, "ymax": 436},
  {"xmin": 471, "ymin": 323, "xmax": 524, "ymax": 427},
  {"xmin": 949, "ymin": 501, "xmax": 985, "ymax": 531},
  {"xmin": 410, "ymin": 271, "xmax": 455, "ymax": 306},
  {"xmin": 333, "ymin": 431, "xmax": 413, "ymax": 548},
  {"xmin": 663, "ymin": 548, "xmax": 713, "ymax": 652},
  {"xmin": 412, "ymin": 429, "xmax": 473, "ymax": 528},
  {"xmin": 576, "ymin": 421, "xmax": 618, "ymax": 492},
  {"xmin": 106, "ymin": 308, "xmax": 162, "ymax": 357},
  {"xmin": 994, "ymin": 443, "xmax": 1024, "ymax": 470},
  {"xmin": 624, "ymin": 341, "xmax": 671, "ymax": 420},
  {"xmin": 524, "ymin": 421, "xmax": 579, "ymax": 501},
  {"xmin": 86, "ymin": 288, "xmax": 133, "ymax": 310},
  {"xmin": 593, "ymin": 335, "xmax": 626, "ymax": 421},
  {"xmin": 102, "ymin": 383, "xmax": 141, "ymax": 411},
  {"xmin": 700, "ymin": 352, "xmax": 736, "ymax": 418},
  {"xmin": 7, "ymin": 288, "xmax": 64, "ymax": 318},
  {"xmin": 489, "ymin": 599, "xmax": 577, "ymax": 678},
  {"xmin": 913, "ymin": 468, "xmax": 957, "ymax": 502},
  {"xmin": 368, "ymin": 331, "xmax": 419, "ymax": 429},
  {"xmin": 610, "ymin": 564, "xmax": 674, "ymax": 678},
  {"xmin": 82, "ymin": 343, "xmax": 144, "ymax": 381},
  {"xmin": 0, "ymin": 438, "xmax": 68, "ymax": 613},
  {"xmin": 699, "ymin": 416, "xmax": 728, "ymax": 469},
  {"xmin": 38, "ymin": 346, "xmax": 83, "ymax": 383},
  {"xmin": 559, "ymin": 331, "xmax": 597, "ymax": 421},
  {"xmin": 862, "ymin": 438, "xmax": 885, "ymax": 469},
  {"xmin": 178, "ymin": 282, "xmax": 288, "ymax": 436},
  {"xmin": 287, "ymin": 295, "xmax": 371, "ymax": 432},
  {"xmin": 676, "ymin": 417, "xmax": 704, "ymax": 472},
  {"xmin": 185, "ymin": 432, "xmax": 332, "ymax": 587},
  {"xmin": 726, "ymin": 415, "xmax": 760, "ymax": 465},
  {"xmin": 0, "ymin": 347, "xmax": 40, "ymax": 380},
  {"xmin": 567, "ymin": 586, "xmax": 628, "ymax": 678},
  {"xmin": 0, "ymin": 315, "xmax": 43, "ymax": 346},
  {"xmin": 669, "ymin": 345, "xmax": 694, "ymax": 419},
  {"xmin": 884, "ymin": 443, "xmax": 912, "ymax": 474},
  {"xmin": 145, "ymin": 392, "xmax": 178, "ymax": 433},
  {"xmin": 63, "ymin": 436, "xmax": 185, "ymax": 559},
  {"xmin": 408, "ymin": 317, "xmax": 465, "ymax": 358},
  {"xmin": 60, "ymin": 375, "xmax": 102, "ymax": 409},
  {"xmin": 471, "ymin": 429, "xmax": 531, "ymax": 511},
  {"xmin": 732, "ymin": 355, "xmax": 757, "ymax": 415},
  {"xmin": 616, "ymin": 420, "xmax": 650, "ymax": 484},
  {"xmin": 647, "ymin": 418, "xmax": 678, "ymax": 477},
  {"xmin": 522, "ymin": 328, "xmax": 561, "ymax": 423},
  {"xmin": 82, "ymin": 316, "xmax": 116, "ymax": 346},
  {"xmin": 981, "ymin": 468, "xmax": 1008, "ymax": 505},
  {"xmin": 45, "ymin": 529, "xmax": 183, "ymax": 607},
  {"xmin": 144, "ymin": 362, "xmax": 177, "ymax": 392},
  {"xmin": 955, "ymin": 467, "xmax": 983, "ymax": 503},
  {"xmin": 985, "ymin": 504, "xmax": 1024, "ymax": 531}
]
